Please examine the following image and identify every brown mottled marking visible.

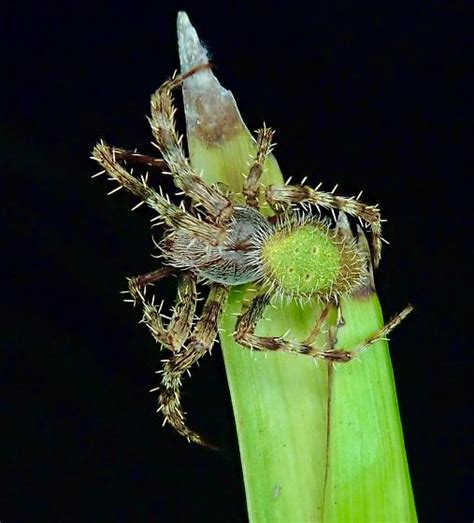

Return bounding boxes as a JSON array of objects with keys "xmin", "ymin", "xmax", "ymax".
[{"xmin": 190, "ymin": 95, "xmax": 242, "ymax": 144}]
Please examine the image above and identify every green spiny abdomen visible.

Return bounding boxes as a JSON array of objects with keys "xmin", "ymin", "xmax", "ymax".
[{"xmin": 261, "ymin": 222, "xmax": 363, "ymax": 299}]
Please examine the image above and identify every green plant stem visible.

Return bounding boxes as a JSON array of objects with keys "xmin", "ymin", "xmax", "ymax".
[{"xmin": 177, "ymin": 12, "xmax": 416, "ymax": 522}]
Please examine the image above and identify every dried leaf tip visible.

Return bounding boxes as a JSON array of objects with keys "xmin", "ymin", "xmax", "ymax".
[
  {"xmin": 177, "ymin": 12, "xmax": 210, "ymax": 75},
  {"xmin": 177, "ymin": 11, "xmax": 245, "ymax": 145}
]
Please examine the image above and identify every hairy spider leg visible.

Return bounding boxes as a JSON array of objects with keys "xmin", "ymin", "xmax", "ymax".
[
  {"xmin": 234, "ymin": 292, "xmax": 413, "ymax": 362},
  {"xmin": 302, "ymin": 301, "xmax": 332, "ymax": 346},
  {"xmin": 266, "ymin": 184, "xmax": 383, "ymax": 267},
  {"xmin": 149, "ymin": 64, "xmax": 234, "ymax": 225},
  {"xmin": 127, "ymin": 267, "xmax": 197, "ymax": 352},
  {"xmin": 159, "ymin": 283, "xmax": 229, "ymax": 448},
  {"xmin": 243, "ymin": 125, "xmax": 276, "ymax": 208},
  {"xmin": 107, "ymin": 147, "xmax": 167, "ymax": 170},
  {"xmin": 92, "ymin": 142, "xmax": 221, "ymax": 244}
]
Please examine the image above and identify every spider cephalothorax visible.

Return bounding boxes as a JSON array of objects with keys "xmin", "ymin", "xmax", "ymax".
[
  {"xmin": 161, "ymin": 205, "xmax": 272, "ymax": 285},
  {"xmin": 92, "ymin": 64, "xmax": 412, "ymax": 447}
]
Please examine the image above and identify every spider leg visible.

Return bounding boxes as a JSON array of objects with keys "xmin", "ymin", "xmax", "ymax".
[
  {"xmin": 92, "ymin": 141, "xmax": 223, "ymax": 244},
  {"xmin": 335, "ymin": 303, "xmax": 414, "ymax": 359},
  {"xmin": 234, "ymin": 293, "xmax": 413, "ymax": 362},
  {"xmin": 302, "ymin": 301, "xmax": 332, "ymax": 346},
  {"xmin": 243, "ymin": 125, "xmax": 276, "ymax": 208},
  {"xmin": 266, "ymin": 184, "xmax": 383, "ymax": 267},
  {"xmin": 149, "ymin": 65, "xmax": 234, "ymax": 224},
  {"xmin": 127, "ymin": 267, "xmax": 197, "ymax": 352},
  {"xmin": 109, "ymin": 147, "xmax": 167, "ymax": 170},
  {"xmin": 159, "ymin": 283, "xmax": 229, "ymax": 447}
]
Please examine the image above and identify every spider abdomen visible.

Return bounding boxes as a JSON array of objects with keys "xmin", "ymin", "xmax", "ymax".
[{"xmin": 259, "ymin": 218, "xmax": 365, "ymax": 300}]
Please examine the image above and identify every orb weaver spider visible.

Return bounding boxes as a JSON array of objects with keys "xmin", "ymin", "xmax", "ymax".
[{"xmin": 92, "ymin": 64, "xmax": 412, "ymax": 447}]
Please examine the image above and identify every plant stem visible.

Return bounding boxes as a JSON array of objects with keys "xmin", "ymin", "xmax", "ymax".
[{"xmin": 177, "ymin": 12, "xmax": 416, "ymax": 522}]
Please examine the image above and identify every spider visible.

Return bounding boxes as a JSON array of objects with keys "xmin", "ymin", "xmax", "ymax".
[{"xmin": 91, "ymin": 64, "xmax": 412, "ymax": 447}]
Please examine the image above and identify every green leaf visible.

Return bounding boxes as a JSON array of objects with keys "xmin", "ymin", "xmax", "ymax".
[{"xmin": 177, "ymin": 12, "xmax": 416, "ymax": 522}]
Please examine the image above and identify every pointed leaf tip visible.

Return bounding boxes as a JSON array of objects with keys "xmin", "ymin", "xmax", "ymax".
[{"xmin": 177, "ymin": 12, "xmax": 210, "ymax": 74}]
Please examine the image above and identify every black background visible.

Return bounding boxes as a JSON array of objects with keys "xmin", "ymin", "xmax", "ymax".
[{"xmin": 2, "ymin": 1, "xmax": 471, "ymax": 521}]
